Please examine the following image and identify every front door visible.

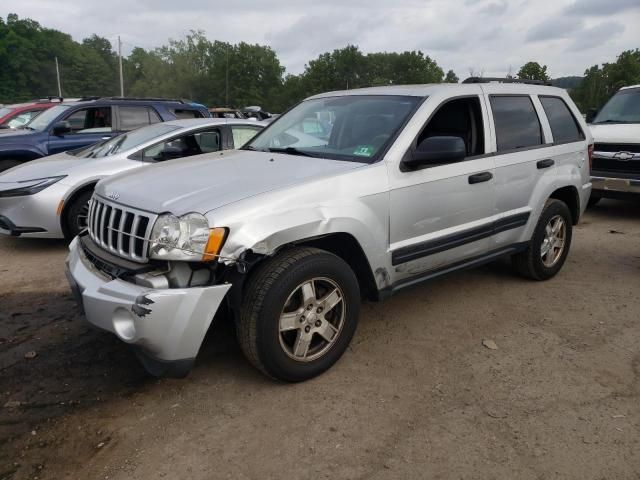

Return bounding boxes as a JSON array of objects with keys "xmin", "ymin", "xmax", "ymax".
[
  {"xmin": 48, "ymin": 106, "xmax": 117, "ymax": 154},
  {"xmin": 388, "ymin": 94, "xmax": 496, "ymax": 285}
]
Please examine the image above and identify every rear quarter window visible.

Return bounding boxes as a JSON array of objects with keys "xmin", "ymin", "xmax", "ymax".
[
  {"xmin": 490, "ymin": 96, "xmax": 543, "ymax": 152},
  {"xmin": 539, "ymin": 96, "xmax": 584, "ymax": 144}
]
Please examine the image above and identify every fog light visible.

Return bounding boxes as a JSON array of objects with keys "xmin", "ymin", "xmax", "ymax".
[{"xmin": 113, "ymin": 307, "xmax": 136, "ymax": 341}]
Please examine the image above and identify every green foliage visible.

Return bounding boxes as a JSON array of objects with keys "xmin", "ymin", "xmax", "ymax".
[
  {"xmin": 551, "ymin": 76, "xmax": 583, "ymax": 90},
  {"xmin": 444, "ymin": 70, "xmax": 459, "ymax": 83},
  {"xmin": 517, "ymin": 61, "xmax": 550, "ymax": 82},
  {"xmin": 569, "ymin": 49, "xmax": 640, "ymax": 112}
]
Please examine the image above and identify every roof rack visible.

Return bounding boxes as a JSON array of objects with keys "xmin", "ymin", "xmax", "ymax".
[
  {"xmin": 108, "ymin": 96, "xmax": 188, "ymax": 103},
  {"xmin": 462, "ymin": 77, "xmax": 552, "ymax": 86}
]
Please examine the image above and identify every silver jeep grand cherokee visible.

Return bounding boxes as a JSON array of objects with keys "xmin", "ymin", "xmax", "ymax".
[{"xmin": 66, "ymin": 78, "xmax": 592, "ymax": 381}]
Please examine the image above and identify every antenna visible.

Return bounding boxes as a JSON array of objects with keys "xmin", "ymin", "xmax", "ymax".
[{"xmin": 55, "ymin": 57, "xmax": 62, "ymax": 97}]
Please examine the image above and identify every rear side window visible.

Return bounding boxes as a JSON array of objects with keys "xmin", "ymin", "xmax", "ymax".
[
  {"xmin": 171, "ymin": 108, "xmax": 205, "ymax": 119},
  {"xmin": 490, "ymin": 96, "xmax": 542, "ymax": 151},
  {"xmin": 539, "ymin": 96, "xmax": 584, "ymax": 144},
  {"xmin": 119, "ymin": 106, "xmax": 161, "ymax": 131}
]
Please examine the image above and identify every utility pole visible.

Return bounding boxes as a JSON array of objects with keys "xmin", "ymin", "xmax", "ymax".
[
  {"xmin": 118, "ymin": 36, "xmax": 124, "ymax": 97},
  {"xmin": 55, "ymin": 56, "xmax": 62, "ymax": 98},
  {"xmin": 225, "ymin": 45, "xmax": 229, "ymax": 106}
]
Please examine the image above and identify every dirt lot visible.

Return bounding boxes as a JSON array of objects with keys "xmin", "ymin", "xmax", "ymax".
[{"xmin": 1, "ymin": 199, "xmax": 639, "ymax": 480}]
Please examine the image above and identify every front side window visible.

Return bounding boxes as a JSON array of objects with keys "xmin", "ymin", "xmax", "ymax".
[
  {"xmin": 245, "ymin": 95, "xmax": 421, "ymax": 163},
  {"xmin": 142, "ymin": 127, "xmax": 221, "ymax": 161},
  {"xmin": 64, "ymin": 107, "xmax": 112, "ymax": 133},
  {"xmin": 416, "ymin": 96, "xmax": 485, "ymax": 159},
  {"xmin": 593, "ymin": 88, "xmax": 640, "ymax": 124},
  {"xmin": 540, "ymin": 96, "xmax": 584, "ymax": 144},
  {"xmin": 231, "ymin": 126, "xmax": 261, "ymax": 148},
  {"xmin": 490, "ymin": 96, "xmax": 543, "ymax": 151},
  {"xmin": 119, "ymin": 106, "xmax": 161, "ymax": 131}
]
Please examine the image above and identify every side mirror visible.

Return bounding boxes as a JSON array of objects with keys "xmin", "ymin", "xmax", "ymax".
[
  {"xmin": 403, "ymin": 136, "xmax": 466, "ymax": 169},
  {"xmin": 585, "ymin": 108, "xmax": 598, "ymax": 124},
  {"xmin": 51, "ymin": 121, "xmax": 72, "ymax": 136},
  {"xmin": 155, "ymin": 145, "xmax": 184, "ymax": 161}
]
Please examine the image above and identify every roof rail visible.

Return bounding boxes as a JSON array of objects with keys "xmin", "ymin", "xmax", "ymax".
[
  {"xmin": 462, "ymin": 77, "xmax": 552, "ymax": 86},
  {"xmin": 87, "ymin": 96, "xmax": 188, "ymax": 103}
]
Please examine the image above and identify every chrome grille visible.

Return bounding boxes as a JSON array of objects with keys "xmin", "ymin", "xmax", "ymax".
[{"xmin": 87, "ymin": 196, "xmax": 156, "ymax": 262}]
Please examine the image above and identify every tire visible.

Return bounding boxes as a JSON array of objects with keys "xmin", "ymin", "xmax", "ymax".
[
  {"xmin": 587, "ymin": 194, "xmax": 601, "ymax": 207},
  {"xmin": 238, "ymin": 247, "xmax": 360, "ymax": 382},
  {"xmin": 0, "ymin": 159, "xmax": 21, "ymax": 173},
  {"xmin": 64, "ymin": 190, "xmax": 93, "ymax": 240},
  {"xmin": 512, "ymin": 199, "xmax": 573, "ymax": 281}
]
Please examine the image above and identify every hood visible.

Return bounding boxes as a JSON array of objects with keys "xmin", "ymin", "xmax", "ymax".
[
  {"xmin": 96, "ymin": 150, "xmax": 363, "ymax": 215},
  {"xmin": 0, "ymin": 152, "xmax": 81, "ymax": 182},
  {"xmin": 0, "ymin": 127, "xmax": 37, "ymax": 138},
  {"xmin": 589, "ymin": 123, "xmax": 640, "ymax": 145}
]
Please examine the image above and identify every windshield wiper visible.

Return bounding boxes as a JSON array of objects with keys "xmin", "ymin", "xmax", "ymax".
[{"xmin": 267, "ymin": 147, "xmax": 318, "ymax": 157}]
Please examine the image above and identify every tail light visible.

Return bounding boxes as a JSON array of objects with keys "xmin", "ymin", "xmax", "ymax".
[{"xmin": 587, "ymin": 144, "xmax": 594, "ymax": 172}]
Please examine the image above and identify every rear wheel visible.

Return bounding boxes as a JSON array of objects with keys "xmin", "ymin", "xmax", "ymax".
[
  {"xmin": 512, "ymin": 199, "xmax": 573, "ymax": 280},
  {"xmin": 64, "ymin": 190, "xmax": 93, "ymax": 240},
  {"xmin": 238, "ymin": 247, "xmax": 360, "ymax": 382},
  {"xmin": 0, "ymin": 159, "xmax": 21, "ymax": 173}
]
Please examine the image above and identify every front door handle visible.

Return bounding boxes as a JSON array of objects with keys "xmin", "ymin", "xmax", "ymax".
[
  {"xmin": 537, "ymin": 159, "xmax": 555, "ymax": 169},
  {"xmin": 468, "ymin": 172, "xmax": 493, "ymax": 184},
  {"xmin": 101, "ymin": 136, "xmax": 111, "ymax": 140}
]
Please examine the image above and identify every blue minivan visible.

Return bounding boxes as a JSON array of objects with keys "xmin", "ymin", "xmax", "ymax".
[{"xmin": 0, "ymin": 97, "xmax": 211, "ymax": 172}]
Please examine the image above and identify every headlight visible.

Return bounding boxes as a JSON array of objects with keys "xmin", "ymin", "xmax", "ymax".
[
  {"xmin": 0, "ymin": 175, "xmax": 66, "ymax": 198},
  {"xmin": 149, "ymin": 212, "xmax": 227, "ymax": 262}
]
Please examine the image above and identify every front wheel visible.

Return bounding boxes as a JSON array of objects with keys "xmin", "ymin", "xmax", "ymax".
[
  {"xmin": 238, "ymin": 247, "xmax": 360, "ymax": 382},
  {"xmin": 512, "ymin": 199, "xmax": 573, "ymax": 280},
  {"xmin": 64, "ymin": 190, "xmax": 93, "ymax": 240}
]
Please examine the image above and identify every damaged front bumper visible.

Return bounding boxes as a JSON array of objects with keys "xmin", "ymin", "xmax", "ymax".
[{"xmin": 65, "ymin": 237, "xmax": 231, "ymax": 377}]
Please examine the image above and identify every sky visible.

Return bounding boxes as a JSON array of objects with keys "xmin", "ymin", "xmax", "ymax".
[{"xmin": 4, "ymin": 0, "xmax": 639, "ymax": 79}]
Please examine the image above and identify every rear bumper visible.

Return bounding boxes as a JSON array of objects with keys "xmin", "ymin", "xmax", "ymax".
[{"xmin": 65, "ymin": 237, "xmax": 232, "ymax": 377}]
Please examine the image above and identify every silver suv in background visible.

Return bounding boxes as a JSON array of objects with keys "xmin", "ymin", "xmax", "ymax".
[
  {"xmin": 66, "ymin": 78, "xmax": 592, "ymax": 381},
  {"xmin": 587, "ymin": 85, "xmax": 640, "ymax": 205}
]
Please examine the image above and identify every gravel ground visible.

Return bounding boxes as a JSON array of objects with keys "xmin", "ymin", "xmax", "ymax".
[{"xmin": 1, "ymin": 199, "xmax": 639, "ymax": 480}]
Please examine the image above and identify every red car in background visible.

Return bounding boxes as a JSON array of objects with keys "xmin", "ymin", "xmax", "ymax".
[{"xmin": 0, "ymin": 98, "xmax": 63, "ymax": 129}]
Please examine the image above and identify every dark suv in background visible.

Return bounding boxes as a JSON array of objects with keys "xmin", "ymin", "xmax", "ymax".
[{"xmin": 0, "ymin": 97, "xmax": 210, "ymax": 172}]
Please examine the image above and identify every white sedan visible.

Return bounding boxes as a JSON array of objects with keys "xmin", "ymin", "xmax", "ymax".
[{"xmin": 0, "ymin": 118, "xmax": 265, "ymax": 239}]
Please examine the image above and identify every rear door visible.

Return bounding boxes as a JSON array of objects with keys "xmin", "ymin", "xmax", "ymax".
[
  {"xmin": 484, "ymin": 92, "xmax": 551, "ymax": 248},
  {"xmin": 47, "ymin": 106, "xmax": 117, "ymax": 154}
]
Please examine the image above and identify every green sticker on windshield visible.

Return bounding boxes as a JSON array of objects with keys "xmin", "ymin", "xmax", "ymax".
[{"xmin": 353, "ymin": 145, "xmax": 375, "ymax": 157}]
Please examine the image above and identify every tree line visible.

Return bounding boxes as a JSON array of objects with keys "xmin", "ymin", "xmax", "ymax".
[{"xmin": 1, "ymin": 14, "xmax": 638, "ymax": 113}]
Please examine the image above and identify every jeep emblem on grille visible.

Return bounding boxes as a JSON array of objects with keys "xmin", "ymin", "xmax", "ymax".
[
  {"xmin": 613, "ymin": 151, "xmax": 634, "ymax": 161},
  {"xmin": 107, "ymin": 191, "xmax": 120, "ymax": 200}
]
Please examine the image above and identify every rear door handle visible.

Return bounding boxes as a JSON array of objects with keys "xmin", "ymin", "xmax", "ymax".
[
  {"xmin": 468, "ymin": 172, "xmax": 493, "ymax": 184},
  {"xmin": 537, "ymin": 159, "xmax": 555, "ymax": 169},
  {"xmin": 101, "ymin": 136, "xmax": 111, "ymax": 140}
]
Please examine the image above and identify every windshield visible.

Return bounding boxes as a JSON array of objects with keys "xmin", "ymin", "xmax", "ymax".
[
  {"xmin": 245, "ymin": 95, "xmax": 421, "ymax": 162},
  {"xmin": 69, "ymin": 123, "xmax": 181, "ymax": 158},
  {"xmin": 27, "ymin": 105, "xmax": 71, "ymax": 131},
  {"xmin": 593, "ymin": 88, "xmax": 640, "ymax": 124},
  {"xmin": 0, "ymin": 107, "xmax": 15, "ymax": 119}
]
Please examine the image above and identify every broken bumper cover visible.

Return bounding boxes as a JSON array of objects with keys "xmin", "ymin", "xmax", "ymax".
[{"xmin": 65, "ymin": 237, "xmax": 232, "ymax": 377}]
